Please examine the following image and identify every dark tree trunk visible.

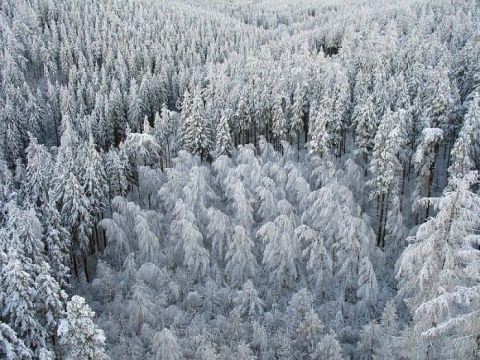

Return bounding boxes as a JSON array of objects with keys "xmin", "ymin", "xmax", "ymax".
[
  {"xmin": 103, "ymin": 228, "xmax": 107, "ymax": 249},
  {"xmin": 72, "ymin": 254, "xmax": 78, "ymax": 279},
  {"xmin": 297, "ymin": 129, "xmax": 300, "ymax": 161},
  {"xmin": 114, "ymin": 126, "xmax": 123, "ymax": 146},
  {"xmin": 381, "ymin": 193, "xmax": 389, "ymax": 248},
  {"xmin": 426, "ymin": 143, "xmax": 440, "ymax": 220},
  {"xmin": 377, "ymin": 194, "xmax": 385, "ymax": 247},
  {"xmin": 426, "ymin": 162, "xmax": 435, "ymax": 220},
  {"xmin": 53, "ymin": 114, "xmax": 60, "ymax": 146},
  {"xmin": 84, "ymin": 256, "xmax": 90, "ymax": 283},
  {"xmin": 303, "ymin": 111, "xmax": 309, "ymax": 143}
]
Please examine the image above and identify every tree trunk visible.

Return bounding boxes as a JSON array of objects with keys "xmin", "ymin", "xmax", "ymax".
[
  {"xmin": 103, "ymin": 228, "xmax": 107, "ymax": 249},
  {"xmin": 341, "ymin": 128, "xmax": 347, "ymax": 156},
  {"xmin": 242, "ymin": 123, "xmax": 246, "ymax": 146},
  {"xmin": 297, "ymin": 129, "xmax": 300, "ymax": 161},
  {"xmin": 381, "ymin": 192, "xmax": 389, "ymax": 249},
  {"xmin": 53, "ymin": 114, "xmax": 60, "ymax": 146},
  {"xmin": 426, "ymin": 144, "xmax": 439, "ymax": 220},
  {"xmin": 93, "ymin": 223, "xmax": 97, "ymax": 254},
  {"xmin": 84, "ymin": 256, "xmax": 90, "ymax": 283},
  {"xmin": 401, "ymin": 164, "xmax": 407, "ymax": 197},
  {"xmin": 72, "ymin": 254, "xmax": 78, "ymax": 279},
  {"xmin": 254, "ymin": 121, "xmax": 258, "ymax": 154},
  {"xmin": 426, "ymin": 161, "xmax": 435, "ymax": 220},
  {"xmin": 303, "ymin": 111, "xmax": 309, "ymax": 143},
  {"xmin": 377, "ymin": 194, "xmax": 385, "ymax": 247},
  {"xmin": 166, "ymin": 138, "xmax": 171, "ymax": 168}
]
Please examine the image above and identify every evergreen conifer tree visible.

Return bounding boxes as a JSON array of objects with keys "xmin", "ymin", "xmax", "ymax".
[
  {"xmin": 215, "ymin": 110, "xmax": 234, "ymax": 157},
  {"xmin": 57, "ymin": 296, "xmax": 109, "ymax": 360}
]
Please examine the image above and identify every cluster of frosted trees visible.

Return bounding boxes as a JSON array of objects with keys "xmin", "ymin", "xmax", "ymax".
[
  {"xmin": 88, "ymin": 144, "xmax": 380, "ymax": 359},
  {"xmin": 90, "ymin": 142, "xmax": 480, "ymax": 359},
  {"xmin": 1, "ymin": 0, "xmax": 480, "ymax": 358}
]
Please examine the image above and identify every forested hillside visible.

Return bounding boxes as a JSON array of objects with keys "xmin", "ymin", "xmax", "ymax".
[{"xmin": 1, "ymin": 0, "xmax": 480, "ymax": 358}]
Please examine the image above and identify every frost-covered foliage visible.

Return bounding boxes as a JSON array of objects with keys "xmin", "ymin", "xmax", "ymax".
[
  {"xmin": 225, "ymin": 226, "xmax": 257, "ymax": 287},
  {"xmin": 151, "ymin": 328, "xmax": 182, "ymax": 360},
  {"xmin": 57, "ymin": 296, "xmax": 109, "ymax": 360},
  {"xmin": 73, "ymin": 146, "xmax": 394, "ymax": 359},
  {"xmin": 396, "ymin": 172, "xmax": 480, "ymax": 359},
  {"xmin": 1, "ymin": 0, "xmax": 479, "ymax": 358},
  {"xmin": 0, "ymin": 321, "xmax": 32, "ymax": 360}
]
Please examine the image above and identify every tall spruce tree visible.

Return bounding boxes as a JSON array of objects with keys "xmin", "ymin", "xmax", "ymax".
[
  {"xmin": 183, "ymin": 86, "xmax": 212, "ymax": 162},
  {"xmin": 215, "ymin": 110, "xmax": 234, "ymax": 157},
  {"xmin": 57, "ymin": 296, "xmax": 109, "ymax": 360}
]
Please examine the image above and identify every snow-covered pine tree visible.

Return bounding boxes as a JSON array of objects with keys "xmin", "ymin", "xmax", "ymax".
[
  {"xmin": 411, "ymin": 127, "xmax": 443, "ymax": 221},
  {"xmin": 352, "ymin": 95, "xmax": 377, "ymax": 165},
  {"xmin": 356, "ymin": 320, "xmax": 382, "ymax": 360},
  {"xmin": 108, "ymin": 79, "xmax": 127, "ymax": 146},
  {"xmin": 183, "ymin": 86, "xmax": 212, "ymax": 162},
  {"xmin": 0, "ymin": 93, "xmax": 28, "ymax": 167},
  {"xmin": 80, "ymin": 133, "xmax": 108, "ymax": 220},
  {"xmin": 135, "ymin": 214, "xmax": 160, "ymax": 264},
  {"xmin": 396, "ymin": 171, "xmax": 480, "ymax": 359},
  {"xmin": 295, "ymin": 309, "xmax": 324, "ymax": 358},
  {"xmin": 331, "ymin": 65, "xmax": 351, "ymax": 156},
  {"xmin": 256, "ymin": 185, "xmax": 279, "ymax": 222},
  {"xmin": 60, "ymin": 172, "xmax": 92, "ymax": 279},
  {"xmin": 384, "ymin": 193, "xmax": 408, "ymax": 261},
  {"xmin": 215, "ymin": 109, "xmax": 234, "ymax": 157},
  {"xmin": 180, "ymin": 88, "xmax": 193, "ymax": 146},
  {"xmin": 6, "ymin": 205, "xmax": 45, "ymax": 265},
  {"xmin": 53, "ymin": 115, "xmax": 80, "ymax": 207},
  {"xmin": 233, "ymin": 280, "xmax": 265, "ymax": 319},
  {"xmin": 225, "ymin": 225, "xmax": 257, "ymax": 287},
  {"xmin": 105, "ymin": 148, "xmax": 129, "ymax": 199},
  {"xmin": 0, "ymin": 320, "xmax": 32, "ymax": 360},
  {"xmin": 272, "ymin": 94, "xmax": 288, "ymax": 146},
  {"xmin": 80, "ymin": 133, "xmax": 108, "ymax": 252},
  {"xmin": 258, "ymin": 214, "xmax": 300, "ymax": 288},
  {"xmin": 33, "ymin": 262, "xmax": 67, "ymax": 348},
  {"xmin": 374, "ymin": 300, "xmax": 399, "ymax": 359},
  {"xmin": 98, "ymin": 217, "xmax": 131, "ymax": 266},
  {"xmin": 236, "ymin": 94, "xmax": 251, "ymax": 146},
  {"xmin": 448, "ymin": 117, "xmax": 475, "ymax": 179},
  {"xmin": 1, "ymin": 245, "xmax": 47, "ymax": 354},
  {"xmin": 127, "ymin": 78, "xmax": 144, "ymax": 132},
  {"xmin": 290, "ymin": 82, "xmax": 308, "ymax": 153},
  {"xmin": 227, "ymin": 181, "xmax": 255, "ymax": 231},
  {"xmin": 57, "ymin": 295, "xmax": 109, "ymax": 360},
  {"xmin": 235, "ymin": 342, "xmax": 255, "ymax": 360},
  {"xmin": 154, "ymin": 104, "xmax": 176, "ymax": 168},
  {"xmin": 335, "ymin": 215, "xmax": 377, "ymax": 303},
  {"xmin": 448, "ymin": 92, "xmax": 480, "ymax": 178},
  {"xmin": 423, "ymin": 65, "xmax": 452, "ymax": 135},
  {"xmin": 302, "ymin": 235, "xmax": 333, "ymax": 298},
  {"xmin": 182, "ymin": 166, "xmax": 217, "ymax": 228},
  {"xmin": 356, "ymin": 257, "xmax": 379, "ymax": 319},
  {"xmin": 151, "ymin": 328, "xmax": 182, "ymax": 360},
  {"xmin": 0, "ymin": 159, "xmax": 13, "ymax": 222},
  {"xmin": 206, "ymin": 207, "xmax": 232, "ymax": 262},
  {"xmin": 311, "ymin": 330, "xmax": 345, "ymax": 360},
  {"xmin": 122, "ymin": 128, "xmax": 162, "ymax": 169},
  {"xmin": 367, "ymin": 108, "xmax": 405, "ymax": 247},
  {"xmin": 309, "ymin": 95, "xmax": 334, "ymax": 158},
  {"xmin": 41, "ymin": 190, "xmax": 71, "ymax": 289},
  {"xmin": 24, "ymin": 134, "xmax": 53, "ymax": 208},
  {"xmin": 181, "ymin": 220, "xmax": 210, "ymax": 282}
]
